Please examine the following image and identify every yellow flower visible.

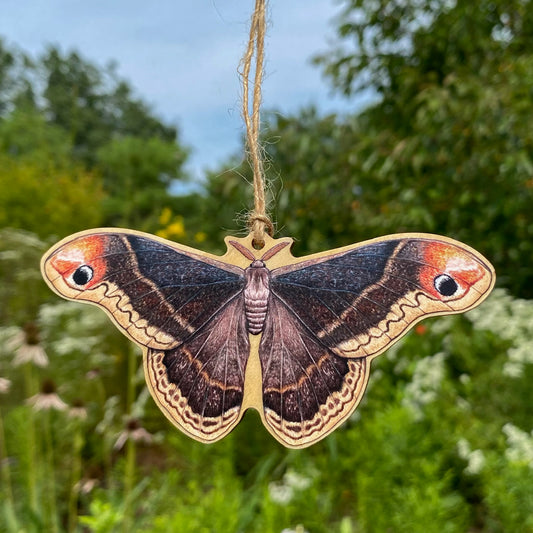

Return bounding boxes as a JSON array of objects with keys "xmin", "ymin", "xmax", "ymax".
[
  {"xmin": 157, "ymin": 210, "xmax": 186, "ymax": 241},
  {"xmin": 158, "ymin": 207, "xmax": 172, "ymax": 226},
  {"xmin": 166, "ymin": 219, "xmax": 186, "ymax": 239},
  {"xmin": 194, "ymin": 231, "xmax": 207, "ymax": 243}
]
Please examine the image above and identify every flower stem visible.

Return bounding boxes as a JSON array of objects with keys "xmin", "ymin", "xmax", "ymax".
[
  {"xmin": 44, "ymin": 410, "xmax": 59, "ymax": 533},
  {"xmin": 123, "ymin": 343, "xmax": 138, "ymax": 533},
  {"xmin": 123, "ymin": 438, "xmax": 136, "ymax": 533},
  {"xmin": 23, "ymin": 363, "xmax": 39, "ymax": 515},
  {"xmin": 68, "ymin": 419, "xmax": 83, "ymax": 533},
  {"xmin": 0, "ymin": 406, "xmax": 19, "ymax": 531}
]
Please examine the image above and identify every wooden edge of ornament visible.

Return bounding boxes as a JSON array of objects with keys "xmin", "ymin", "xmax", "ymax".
[{"xmin": 41, "ymin": 228, "xmax": 496, "ymax": 449}]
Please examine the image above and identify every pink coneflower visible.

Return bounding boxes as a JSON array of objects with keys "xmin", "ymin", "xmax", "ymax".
[
  {"xmin": 26, "ymin": 379, "xmax": 68, "ymax": 412},
  {"xmin": 12, "ymin": 323, "xmax": 49, "ymax": 368},
  {"xmin": 114, "ymin": 418, "xmax": 154, "ymax": 451},
  {"xmin": 74, "ymin": 477, "xmax": 99, "ymax": 495},
  {"xmin": 68, "ymin": 399, "xmax": 88, "ymax": 420},
  {"xmin": 0, "ymin": 377, "xmax": 11, "ymax": 394},
  {"xmin": 85, "ymin": 368, "xmax": 101, "ymax": 380}
]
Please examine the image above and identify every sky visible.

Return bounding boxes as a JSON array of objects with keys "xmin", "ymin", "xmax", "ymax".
[{"xmin": 0, "ymin": 1, "xmax": 370, "ymax": 182}]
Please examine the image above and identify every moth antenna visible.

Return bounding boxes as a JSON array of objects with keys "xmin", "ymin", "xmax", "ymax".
[
  {"xmin": 261, "ymin": 241, "xmax": 290, "ymax": 261},
  {"xmin": 228, "ymin": 240, "xmax": 256, "ymax": 260},
  {"xmin": 228, "ymin": 240, "xmax": 289, "ymax": 261}
]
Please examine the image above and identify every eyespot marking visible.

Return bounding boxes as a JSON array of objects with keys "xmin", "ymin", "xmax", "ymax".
[
  {"xmin": 72, "ymin": 265, "xmax": 94, "ymax": 286},
  {"xmin": 433, "ymin": 273, "xmax": 458, "ymax": 297}
]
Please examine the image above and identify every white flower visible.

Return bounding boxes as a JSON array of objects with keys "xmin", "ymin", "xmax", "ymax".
[
  {"xmin": 459, "ymin": 374, "xmax": 471, "ymax": 385},
  {"xmin": 467, "ymin": 289, "xmax": 533, "ymax": 378},
  {"xmin": 503, "ymin": 423, "xmax": 533, "ymax": 468},
  {"xmin": 281, "ymin": 526, "xmax": 309, "ymax": 533},
  {"xmin": 27, "ymin": 392, "xmax": 68, "ymax": 411},
  {"xmin": 6, "ymin": 323, "xmax": 49, "ymax": 368},
  {"xmin": 457, "ymin": 438, "xmax": 485, "ymax": 475},
  {"xmin": 74, "ymin": 477, "xmax": 99, "ymax": 494},
  {"xmin": 38, "ymin": 301, "xmax": 88, "ymax": 327},
  {"xmin": 502, "ymin": 361, "xmax": 524, "ymax": 378},
  {"xmin": 268, "ymin": 468, "xmax": 314, "ymax": 505},
  {"xmin": 26, "ymin": 379, "xmax": 67, "ymax": 411},
  {"xmin": 466, "ymin": 450, "xmax": 486, "ymax": 475},
  {"xmin": 269, "ymin": 482, "xmax": 294, "ymax": 505},
  {"xmin": 0, "ymin": 250, "xmax": 21, "ymax": 261},
  {"xmin": 27, "ymin": 380, "xmax": 68, "ymax": 412},
  {"xmin": 284, "ymin": 469, "xmax": 312, "ymax": 491},
  {"xmin": 504, "ymin": 342, "xmax": 533, "ymax": 378},
  {"xmin": 113, "ymin": 418, "xmax": 154, "ymax": 451},
  {"xmin": 402, "ymin": 352, "xmax": 447, "ymax": 419},
  {"xmin": 0, "ymin": 326, "xmax": 25, "ymax": 353},
  {"xmin": 52, "ymin": 335, "xmax": 101, "ymax": 356},
  {"xmin": 69, "ymin": 399, "xmax": 88, "ymax": 420},
  {"xmin": 429, "ymin": 315, "xmax": 455, "ymax": 335}
]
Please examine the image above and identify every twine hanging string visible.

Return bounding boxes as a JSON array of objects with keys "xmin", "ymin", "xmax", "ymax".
[{"xmin": 240, "ymin": 0, "xmax": 274, "ymax": 247}]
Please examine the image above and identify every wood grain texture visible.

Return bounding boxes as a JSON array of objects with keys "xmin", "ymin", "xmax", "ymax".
[{"xmin": 41, "ymin": 229, "xmax": 495, "ymax": 448}]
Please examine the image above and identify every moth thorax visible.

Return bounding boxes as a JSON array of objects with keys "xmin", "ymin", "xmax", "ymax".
[{"xmin": 244, "ymin": 261, "xmax": 270, "ymax": 335}]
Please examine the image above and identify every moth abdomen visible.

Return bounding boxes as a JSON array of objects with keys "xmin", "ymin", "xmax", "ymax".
[{"xmin": 244, "ymin": 260, "xmax": 271, "ymax": 335}]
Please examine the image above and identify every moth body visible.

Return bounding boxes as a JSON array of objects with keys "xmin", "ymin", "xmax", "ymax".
[{"xmin": 244, "ymin": 259, "xmax": 271, "ymax": 335}]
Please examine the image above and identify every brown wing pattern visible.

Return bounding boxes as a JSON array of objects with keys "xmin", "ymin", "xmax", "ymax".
[
  {"xmin": 41, "ymin": 230, "xmax": 249, "ymax": 442},
  {"xmin": 145, "ymin": 295, "xmax": 250, "ymax": 442},
  {"xmin": 259, "ymin": 296, "xmax": 369, "ymax": 447},
  {"xmin": 271, "ymin": 238, "xmax": 494, "ymax": 359},
  {"xmin": 262, "ymin": 237, "xmax": 494, "ymax": 447},
  {"xmin": 41, "ymin": 232, "xmax": 245, "ymax": 349}
]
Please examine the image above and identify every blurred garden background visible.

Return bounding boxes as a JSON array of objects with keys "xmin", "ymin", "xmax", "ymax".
[{"xmin": 1, "ymin": 0, "xmax": 533, "ymax": 531}]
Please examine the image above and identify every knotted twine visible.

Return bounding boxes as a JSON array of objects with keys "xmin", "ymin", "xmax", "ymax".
[{"xmin": 240, "ymin": 0, "xmax": 274, "ymax": 247}]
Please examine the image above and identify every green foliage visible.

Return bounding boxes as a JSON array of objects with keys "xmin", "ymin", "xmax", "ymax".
[
  {"xmin": 41, "ymin": 47, "xmax": 178, "ymax": 165},
  {"xmin": 2, "ymin": 221, "xmax": 533, "ymax": 533},
  {"xmin": 0, "ymin": 229, "xmax": 48, "ymax": 325},
  {"xmin": 0, "ymin": 109, "xmax": 105, "ymax": 238},
  {"xmin": 149, "ymin": 468, "xmax": 243, "ymax": 532},
  {"xmin": 0, "ymin": 156, "xmax": 104, "ymax": 239},
  {"xmin": 96, "ymin": 135, "xmax": 188, "ymax": 228},
  {"xmin": 314, "ymin": 0, "xmax": 533, "ymax": 99},
  {"xmin": 0, "ymin": 109, "xmax": 72, "ymax": 165},
  {"xmin": 0, "ymin": 39, "xmax": 190, "ymax": 234},
  {"xmin": 79, "ymin": 499, "xmax": 125, "ymax": 533},
  {"xmin": 483, "ymin": 459, "xmax": 533, "ymax": 530}
]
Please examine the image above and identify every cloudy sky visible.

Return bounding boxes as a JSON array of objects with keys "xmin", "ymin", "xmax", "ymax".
[{"xmin": 0, "ymin": 1, "xmax": 369, "ymax": 180}]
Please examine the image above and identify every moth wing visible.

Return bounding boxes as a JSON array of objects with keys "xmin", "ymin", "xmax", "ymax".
[
  {"xmin": 259, "ymin": 234, "xmax": 494, "ymax": 447},
  {"xmin": 146, "ymin": 294, "xmax": 250, "ymax": 442},
  {"xmin": 41, "ymin": 230, "xmax": 245, "ymax": 350},
  {"xmin": 42, "ymin": 230, "xmax": 250, "ymax": 442},
  {"xmin": 259, "ymin": 296, "xmax": 369, "ymax": 448},
  {"xmin": 270, "ymin": 235, "xmax": 495, "ymax": 359}
]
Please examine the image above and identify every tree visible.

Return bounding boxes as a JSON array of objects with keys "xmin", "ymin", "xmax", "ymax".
[
  {"xmin": 0, "ymin": 40, "xmax": 191, "ymax": 232},
  {"xmin": 41, "ymin": 47, "xmax": 178, "ymax": 166},
  {"xmin": 96, "ymin": 135, "xmax": 188, "ymax": 228},
  {"xmin": 314, "ymin": 1, "xmax": 533, "ymax": 98},
  {"xmin": 310, "ymin": 0, "xmax": 533, "ymax": 296}
]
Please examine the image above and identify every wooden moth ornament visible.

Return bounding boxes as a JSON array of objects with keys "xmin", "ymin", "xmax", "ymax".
[{"xmin": 41, "ymin": 229, "xmax": 495, "ymax": 448}]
